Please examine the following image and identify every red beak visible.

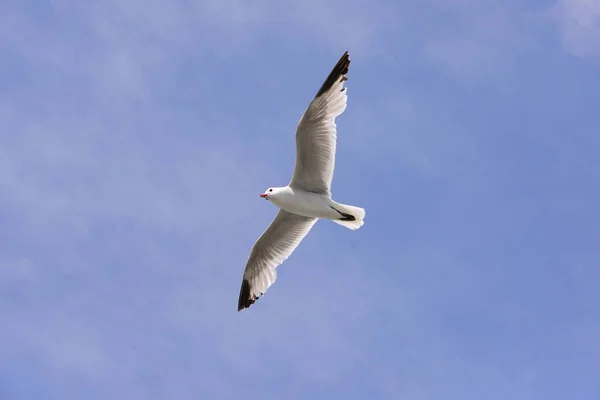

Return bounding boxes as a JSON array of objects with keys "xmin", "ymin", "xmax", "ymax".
[{"xmin": 259, "ymin": 193, "xmax": 267, "ymax": 198}]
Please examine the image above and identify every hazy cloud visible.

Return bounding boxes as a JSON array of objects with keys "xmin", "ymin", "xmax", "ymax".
[
  {"xmin": 1, "ymin": 0, "xmax": 599, "ymax": 399},
  {"xmin": 553, "ymin": 0, "xmax": 600, "ymax": 57}
]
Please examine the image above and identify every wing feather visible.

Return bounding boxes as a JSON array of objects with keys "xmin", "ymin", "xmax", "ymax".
[
  {"xmin": 238, "ymin": 210, "xmax": 317, "ymax": 311},
  {"xmin": 289, "ymin": 51, "xmax": 351, "ymax": 195}
]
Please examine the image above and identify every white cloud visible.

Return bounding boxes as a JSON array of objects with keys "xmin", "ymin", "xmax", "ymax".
[
  {"xmin": 553, "ymin": 0, "xmax": 600, "ymax": 57},
  {"xmin": 421, "ymin": 1, "xmax": 540, "ymax": 80},
  {"xmin": 2, "ymin": 0, "xmax": 599, "ymax": 399}
]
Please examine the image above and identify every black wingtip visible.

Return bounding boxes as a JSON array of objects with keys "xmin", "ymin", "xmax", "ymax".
[
  {"xmin": 314, "ymin": 51, "xmax": 351, "ymax": 98},
  {"xmin": 237, "ymin": 279, "xmax": 257, "ymax": 311}
]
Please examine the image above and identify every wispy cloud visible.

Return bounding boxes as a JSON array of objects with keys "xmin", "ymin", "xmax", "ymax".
[
  {"xmin": 417, "ymin": 0, "xmax": 547, "ymax": 80},
  {"xmin": 1, "ymin": 0, "xmax": 600, "ymax": 399},
  {"xmin": 553, "ymin": 0, "xmax": 600, "ymax": 57}
]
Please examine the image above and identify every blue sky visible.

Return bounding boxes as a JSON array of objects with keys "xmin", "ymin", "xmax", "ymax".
[{"xmin": 1, "ymin": 0, "xmax": 599, "ymax": 398}]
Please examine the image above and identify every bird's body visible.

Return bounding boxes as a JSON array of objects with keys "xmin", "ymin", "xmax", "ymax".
[
  {"xmin": 238, "ymin": 51, "xmax": 365, "ymax": 311},
  {"xmin": 264, "ymin": 187, "xmax": 339, "ymax": 220}
]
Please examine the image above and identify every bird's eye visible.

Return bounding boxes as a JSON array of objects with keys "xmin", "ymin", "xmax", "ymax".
[{"xmin": 269, "ymin": 189, "xmax": 273, "ymax": 192}]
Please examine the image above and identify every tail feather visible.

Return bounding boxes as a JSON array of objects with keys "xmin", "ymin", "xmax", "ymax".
[{"xmin": 331, "ymin": 202, "xmax": 366, "ymax": 230}]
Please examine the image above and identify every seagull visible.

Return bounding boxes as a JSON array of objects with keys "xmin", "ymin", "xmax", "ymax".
[{"xmin": 238, "ymin": 51, "xmax": 365, "ymax": 311}]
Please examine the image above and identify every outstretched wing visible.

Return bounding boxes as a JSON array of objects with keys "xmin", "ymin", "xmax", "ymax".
[
  {"xmin": 238, "ymin": 210, "xmax": 317, "ymax": 311},
  {"xmin": 289, "ymin": 51, "xmax": 351, "ymax": 195}
]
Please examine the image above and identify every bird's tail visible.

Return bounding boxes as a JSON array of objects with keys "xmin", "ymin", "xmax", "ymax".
[{"xmin": 330, "ymin": 201, "xmax": 366, "ymax": 231}]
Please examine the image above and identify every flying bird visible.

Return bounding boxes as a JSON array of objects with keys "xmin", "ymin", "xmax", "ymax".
[{"xmin": 238, "ymin": 51, "xmax": 365, "ymax": 311}]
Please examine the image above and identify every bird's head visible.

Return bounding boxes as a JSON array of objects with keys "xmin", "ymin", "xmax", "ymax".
[{"xmin": 259, "ymin": 187, "xmax": 283, "ymax": 200}]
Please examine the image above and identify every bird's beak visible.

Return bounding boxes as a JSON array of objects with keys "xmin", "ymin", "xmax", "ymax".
[{"xmin": 259, "ymin": 193, "xmax": 267, "ymax": 198}]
